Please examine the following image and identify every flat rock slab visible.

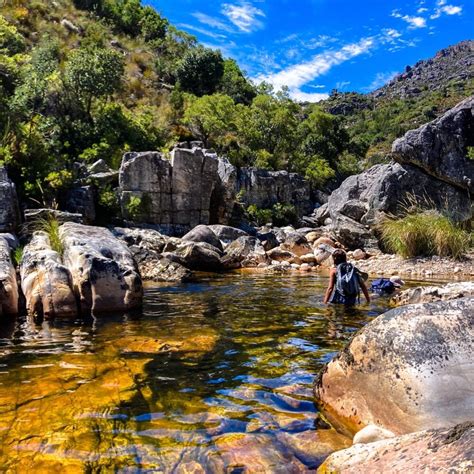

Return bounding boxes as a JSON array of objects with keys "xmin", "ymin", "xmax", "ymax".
[
  {"xmin": 60, "ymin": 223, "xmax": 142, "ymax": 313},
  {"xmin": 0, "ymin": 234, "xmax": 18, "ymax": 316},
  {"xmin": 20, "ymin": 232, "xmax": 78, "ymax": 318},
  {"xmin": 319, "ymin": 422, "xmax": 474, "ymax": 473},
  {"xmin": 314, "ymin": 298, "xmax": 474, "ymax": 435},
  {"xmin": 392, "ymin": 281, "xmax": 474, "ymax": 305}
]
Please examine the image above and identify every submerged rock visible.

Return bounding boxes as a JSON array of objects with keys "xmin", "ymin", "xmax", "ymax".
[
  {"xmin": 20, "ymin": 232, "xmax": 77, "ymax": 318},
  {"xmin": 319, "ymin": 422, "xmax": 474, "ymax": 473},
  {"xmin": 314, "ymin": 298, "xmax": 474, "ymax": 435},
  {"xmin": 0, "ymin": 234, "xmax": 18, "ymax": 316},
  {"xmin": 60, "ymin": 223, "xmax": 142, "ymax": 313}
]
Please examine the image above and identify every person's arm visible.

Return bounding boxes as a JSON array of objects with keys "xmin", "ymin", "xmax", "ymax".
[
  {"xmin": 359, "ymin": 278, "xmax": 371, "ymax": 303},
  {"xmin": 323, "ymin": 269, "xmax": 336, "ymax": 304}
]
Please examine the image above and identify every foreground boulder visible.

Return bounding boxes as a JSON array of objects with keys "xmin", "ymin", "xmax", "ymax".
[
  {"xmin": 177, "ymin": 241, "xmax": 223, "ymax": 272},
  {"xmin": 319, "ymin": 422, "xmax": 474, "ymax": 473},
  {"xmin": 60, "ymin": 223, "xmax": 142, "ymax": 313},
  {"xmin": 20, "ymin": 232, "xmax": 78, "ymax": 318},
  {"xmin": 182, "ymin": 225, "xmax": 223, "ymax": 252},
  {"xmin": 0, "ymin": 234, "xmax": 18, "ymax": 316},
  {"xmin": 314, "ymin": 298, "xmax": 474, "ymax": 435},
  {"xmin": 392, "ymin": 96, "xmax": 474, "ymax": 194},
  {"xmin": 0, "ymin": 168, "xmax": 20, "ymax": 232}
]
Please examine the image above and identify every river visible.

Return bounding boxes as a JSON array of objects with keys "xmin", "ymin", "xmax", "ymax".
[{"xmin": 0, "ymin": 272, "xmax": 403, "ymax": 471}]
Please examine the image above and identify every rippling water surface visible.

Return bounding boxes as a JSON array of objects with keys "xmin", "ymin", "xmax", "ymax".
[{"xmin": 0, "ymin": 272, "xmax": 398, "ymax": 471}]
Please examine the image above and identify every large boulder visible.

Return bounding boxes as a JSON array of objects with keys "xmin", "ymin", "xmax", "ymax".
[
  {"xmin": 59, "ymin": 223, "xmax": 142, "ymax": 313},
  {"xmin": 182, "ymin": 225, "xmax": 223, "ymax": 252},
  {"xmin": 314, "ymin": 298, "xmax": 474, "ymax": 436},
  {"xmin": 0, "ymin": 234, "xmax": 18, "ymax": 316},
  {"xmin": 20, "ymin": 232, "xmax": 78, "ymax": 318},
  {"xmin": 319, "ymin": 422, "xmax": 474, "ymax": 473},
  {"xmin": 280, "ymin": 233, "xmax": 313, "ymax": 257},
  {"xmin": 119, "ymin": 151, "xmax": 173, "ymax": 224},
  {"xmin": 392, "ymin": 96, "xmax": 474, "ymax": 194},
  {"xmin": 65, "ymin": 186, "xmax": 96, "ymax": 224},
  {"xmin": 323, "ymin": 161, "xmax": 471, "ymax": 248},
  {"xmin": 0, "ymin": 168, "xmax": 20, "ymax": 232}
]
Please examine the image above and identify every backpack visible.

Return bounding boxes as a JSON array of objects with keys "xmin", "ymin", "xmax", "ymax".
[
  {"xmin": 370, "ymin": 278, "xmax": 396, "ymax": 295},
  {"xmin": 336, "ymin": 263, "xmax": 360, "ymax": 298}
]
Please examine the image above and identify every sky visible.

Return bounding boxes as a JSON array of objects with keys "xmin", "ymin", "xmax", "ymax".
[{"xmin": 147, "ymin": 0, "xmax": 473, "ymax": 102}]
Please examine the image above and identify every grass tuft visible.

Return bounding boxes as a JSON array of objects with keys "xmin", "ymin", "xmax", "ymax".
[
  {"xmin": 379, "ymin": 210, "xmax": 471, "ymax": 260},
  {"xmin": 32, "ymin": 216, "xmax": 64, "ymax": 256}
]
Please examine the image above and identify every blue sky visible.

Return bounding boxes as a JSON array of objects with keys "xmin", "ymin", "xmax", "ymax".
[{"xmin": 147, "ymin": 0, "xmax": 473, "ymax": 101}]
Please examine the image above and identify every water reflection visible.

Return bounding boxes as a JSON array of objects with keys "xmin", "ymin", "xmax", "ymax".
[{"xmin": 0, "ymin": 272, "xmax": 397, "ymax": 471}]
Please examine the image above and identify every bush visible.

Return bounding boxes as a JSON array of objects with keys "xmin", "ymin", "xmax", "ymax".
[
  {"xmin": 380, "ymin": 211, "xmax": 471, "ymax": 259},
  {"xmin": 246, "ymin": 204, "xmax": 272, "ymax": 226}
]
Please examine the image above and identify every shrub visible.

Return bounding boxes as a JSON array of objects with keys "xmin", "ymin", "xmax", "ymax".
[
  {"xmin": 272, "ymin": 203, "xmax": 297, "ymax": 227},
  {"xmin": 11, "ymin": 246, "xmax": 23, "ymax": 267},
  {"xmin": 246, "ymin": 204, "xmax": 272, "ymax": 226},
  {"xmin": 380, "ymin": 211, "xmax": 471, "ymax": 259}
]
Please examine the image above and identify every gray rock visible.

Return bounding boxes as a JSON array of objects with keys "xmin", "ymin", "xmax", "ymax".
[
  {"xmin": 20, "ymin": 232, "xmax": 77, "ymax": 318},
  {"xmin": 60, "ymin": 223, "xmax": 143, "ymax": 313},
  {"xmin": 88, "ymin": 159, "xmax": 111, "ymax": 174},
  {"xmin": 314, "ymin": 297, "xmax": 474, "ymax": 436},
  {"xmin": 324, "ymin": 161, "xmax": 471, "ymax": 248},
  {"xmin": 177, "ymin": 241, "xmax": 223, "ymax": 272},
  {"xmin": 140, "ymin": 257, "xmax": 192, "ymax": 283},
  {"xmin": 221, "ymin": 236, "xmax": 268, "ymax": 269},
  {"xmin": 392, "ymin": 96, "xmax": 474, "ymax": 193},
  {"xmin": 392, "ymin": 282, "xmax": 474, "ymax": 306},
  {"xmin": 208, "ymin": 224, "xmax": 249, "ymax": 244},
  {"xmin": 321, "ymin": 422, "xmax": 474, "ymax": 473},
  {"xmin": 0, "ymin": 235, "xmax": 18, "ymax": 316},
  {"xmin": 60, "ymin": 18, "xmax": 80, "ymax": 34},
  {"xmin": 24, "ymin": 209, "xmax": 83, "ymax": 227},
  {"xmin": 256, "ymin": 231, "xmax": 279, "ymax": 251},
  {"xmin": 0, "ymin": 168, "xmax": 20, "ymax": 232},
  {"xmin": 65, "ymin": 186, "xmax": 96, "ymax": 224},
  {"xmin": 280, "ymin": 233, "xmax": 312, "ymax": 257},
  {"xmin": 182, "ymin": 225, "xmax": 223, "ymax": 252}
]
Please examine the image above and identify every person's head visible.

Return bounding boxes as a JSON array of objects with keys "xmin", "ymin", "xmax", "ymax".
[{"xmin": 332, "ymin": 249, "xmax": 347, "ymax": 266}]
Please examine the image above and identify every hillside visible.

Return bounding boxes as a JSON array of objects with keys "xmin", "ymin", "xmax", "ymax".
[
  {"xmin": 0, "ymin": 0, "xmax": 473, "ymax": 215},
  {"xmin": 322, "ymin": 40, "xmax": 474, "ymax": 163}
]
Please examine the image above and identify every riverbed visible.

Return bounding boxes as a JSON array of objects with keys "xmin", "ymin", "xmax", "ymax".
[{"xmin": 0, "ymin": 273, "xmax": 414, "ymax": 471}]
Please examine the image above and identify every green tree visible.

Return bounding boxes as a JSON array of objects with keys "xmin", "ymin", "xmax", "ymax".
[
  {"xmin": 0, "ymin": 16, "xmax": 26, "ymax": 55},
  {"xmin": 219, "ymin": 59, "xmax": 256, "ymax": 105},
  {"xmin": 183, "ymin": 93, "xmax": 236, "ymax": 148},
  {"xmin": 176, "ymin": 47, "xmax": 224, "ymax": 96},
  {"xmin": 64, "ymin": 47, "xmax": 124, "ymax": 116},
  {"xmin": 140, "ymin": 6, "xmax": 168, "ymax": 41}
]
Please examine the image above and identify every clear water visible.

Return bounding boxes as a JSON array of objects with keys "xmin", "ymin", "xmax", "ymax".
[{"xmin": 0, "ymin": 273, "xmax": 398, "ymax": 472}]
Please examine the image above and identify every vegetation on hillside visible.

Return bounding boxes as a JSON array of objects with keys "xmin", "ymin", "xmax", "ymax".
[{"xmin": 0, "ymin": 0, "xmax": 472, "ymax": 210}]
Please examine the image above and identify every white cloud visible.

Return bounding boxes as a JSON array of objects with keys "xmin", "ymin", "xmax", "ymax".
[
  {"xmin": 392, "ymin": 11, "xmax": 427, "ymax": 29},
  {"xmin": 289, "ymin": 90, "xmax": 329, "ymax": 102},
  {"xmin": 192, "ymin": 12, "xmax": 234, "ymax": 33},
  {"xmin": 255, "ymin": 37, "xmax": 375, "ymax": 102},
  {"xmin": 431, "ymin": 1, "xmax": 463, "ymax": 19},
  {"xmin": 222, "ymin": 1, "xmax": 265, "ymax": 33},
  {"xmin": 178, "ymin": 23, "xmax": 228, "ymax": 40},
  {"xmin": 364, "ymin": 71, "xmax": 398, "ymax": 91},
  {"xmin": 336, "ymin": 80, "xmax": 351, "ymax": 90},
  {"xmin": 417, "ymin": 7, "xmax": 428, "ymax": 13}
]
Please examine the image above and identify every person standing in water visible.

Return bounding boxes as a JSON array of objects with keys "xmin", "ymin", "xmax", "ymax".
[{"xmin": 323, "ymin": 249, "xmax": 371, "ymax": 305}]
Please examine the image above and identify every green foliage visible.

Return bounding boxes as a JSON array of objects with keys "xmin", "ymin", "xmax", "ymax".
[
  {"xmin": 64, "ymin": 47, "xmax": 124, "ymax": 114},
  {"xmin": 140, "ymin": 6, "xmax": 168, "ymax": 42},
  {"xmin": 380, "ymin": 211, "xmax": 471, "ymax": 259},
  {"xmin": 246, "ymin": 203, "xmax": 298, "ymax": 227},
  {"xmin": 125, "ymin": 193, "xmax": 151, "ymax": 221},
  {"xmin": 467, "ymin": 146, "xmax": 474, "ymax": 161},
  {"xmin": 304, "ymin": 157, "xmax": 336, "ymax": 187},
  {"xmin": 219, "ymin": 59, "xmax": 256, "ymax": 105},
  {"xmin": 45, "ymin": 170, "xmax": 74, "ymax": 190},
  {"xmin": 11, "ymin": 246, "xmax": 23, "ymax": 267},
  {"xmin": 96, "ymin": 184, "xmax": 120, "ymax": 223},
  {"xmin": 33, "ymin": 216, "xmax": 64, "ymax": 255},
  {"xmin": 176, "ymin": 47, "xmax": 224, "ymax": 96},
  {"xmin": 0, "ymin": 15, "xmax": 26, "ymax": 55},
  {"xmin": 246, "ymin": 204, "xmax": 272, "ymax": 226}
]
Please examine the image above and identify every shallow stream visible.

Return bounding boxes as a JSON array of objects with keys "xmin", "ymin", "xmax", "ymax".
[{"xmin": 0, "ymin": 273, "xmax": 410, "ymax": 471}]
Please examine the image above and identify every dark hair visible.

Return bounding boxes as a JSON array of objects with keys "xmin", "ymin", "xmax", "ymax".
[{"xmin": 332, "ymin": 249, "xmax": 347, "ymax": 266}]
